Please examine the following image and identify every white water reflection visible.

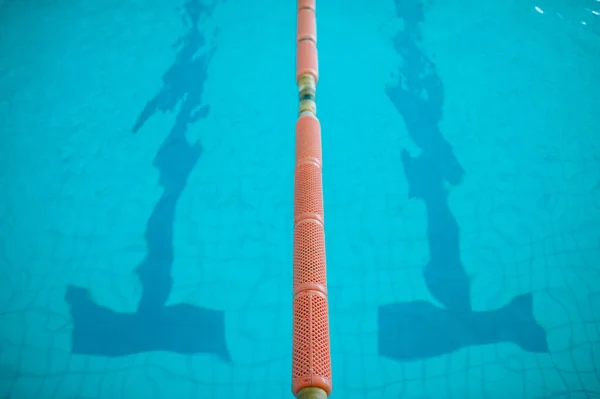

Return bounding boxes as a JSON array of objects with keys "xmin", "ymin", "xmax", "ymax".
[{"xmin": 534, "ymin": 0, "xmax": 600, "ymax": 29}]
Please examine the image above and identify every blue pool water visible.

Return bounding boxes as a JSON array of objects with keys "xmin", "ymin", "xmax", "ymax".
[{"xmin": 1, "ymin": 0, "xmax": 600, "ymax": 397}]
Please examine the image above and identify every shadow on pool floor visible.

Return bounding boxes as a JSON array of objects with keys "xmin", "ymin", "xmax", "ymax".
[
  {"xmin": 378, "ymin": 0, "xmax": 549, "ymax": 361},
  {"xmin": 64, "ymin": 0, "xmax": 230, "ymax": 361}
]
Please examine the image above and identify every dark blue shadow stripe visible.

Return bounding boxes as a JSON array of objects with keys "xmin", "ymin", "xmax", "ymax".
[
  {"xmin": 378, "ymin": 0, "xmax": 548, "ymax": 361},
  {"xmin": 65, "ymin": 0, "xmax": 230, "ymax": 362}
]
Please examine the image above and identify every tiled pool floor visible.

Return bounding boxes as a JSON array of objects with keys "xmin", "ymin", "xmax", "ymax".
[{"xmin": 1, "ymin": 0, "xmax": 600, "ymax": 398}]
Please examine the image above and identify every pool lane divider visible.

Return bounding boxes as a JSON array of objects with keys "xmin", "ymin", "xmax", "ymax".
[{"xmin": 292, "ymin": 1, "xmax": 332, "ymax": 399}]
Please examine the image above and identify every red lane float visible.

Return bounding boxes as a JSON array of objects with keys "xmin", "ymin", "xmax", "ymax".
[{"xmin": 292, "ymin": 1, "xmax": 332, "ymax": 398}]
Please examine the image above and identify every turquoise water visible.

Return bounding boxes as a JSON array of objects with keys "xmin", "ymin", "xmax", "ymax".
[{"xmin": 1, "ymin": 0, "xmax": 600, "ymax": 397}]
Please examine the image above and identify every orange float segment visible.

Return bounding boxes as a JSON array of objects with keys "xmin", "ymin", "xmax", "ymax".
[
  {"xmin": 296, "ymin": 40, "xmax": 319, "ymax": 84},
  {"xmin": 294, "ymin": 163, "xmax": 324, "ymax": 226},
  {"xmin": 297, "ymin": 9, "xmax": 317, "ymax": 43},
  {"xmin": 294, "ymin": 117, "xmax": 324, "ymax": 226},
  {"xmin": 298, "ymin": 0, "xmax": 315, "ymax": 11},
  {"xmin": 292, "ymin": 290, "xmax": 332, "ymax": 396},
  {"xmin": 293, "ymin": 219, "xmax": 327, "ymax": 296},
  {"xmin": 296, "ymin": 113, "xmax": 322, "ymax": 165}
]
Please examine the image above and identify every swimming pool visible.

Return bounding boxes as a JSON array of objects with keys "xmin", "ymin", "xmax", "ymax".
[{"xmin": 1, "ymin": 0, "xmax": 600, "ymax": 397}]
